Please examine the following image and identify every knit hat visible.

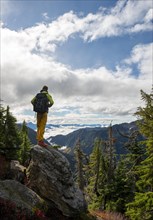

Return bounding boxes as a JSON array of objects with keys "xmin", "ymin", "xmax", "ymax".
[{"xmin": 42, "ymin": 85, "xmax": 48, "ymax": 91}]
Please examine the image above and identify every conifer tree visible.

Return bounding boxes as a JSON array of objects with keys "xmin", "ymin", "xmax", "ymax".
[
  {"xmin": 0, "ymin": 105, "xmax": 5, "ymax": 149},
  {"xmin": 112, "ymin": 156, "xmax": 135, "ymax": 213},
  {"xmin": 86, "ymin": 125, "xmax": 117, "ymax": 211},
  {"xmin": 0, "ymin": 106, "xmax": 21, "ymax": 160},
  {"xmin": 126, "ymin": 89, "xmax": 153, "ymax": 220},
  {"xmin": 107, "ymin": 123, "xmax": 116, "ymax": 179},
  {"xmin": 113, "ymin": 127, "xmax": 145, "ymax": 213},
  {"xmin": 85, "ymin": 138, "xmax": 102, "ymax": 209},
  {"xmin": 100, "ymin": 124, "xmax": 116, "ymax": 211},
  {"xmin": 74, "ymin": 138, "xmax": 86, "ymax": 191},
  {"xmin": 18, "ymin": 120, "xmax": 32, "ymax": 166}
]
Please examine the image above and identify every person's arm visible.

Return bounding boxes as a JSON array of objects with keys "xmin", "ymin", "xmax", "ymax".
[{"xmin": 46, "ymin": 93, "xmax": 54, "ymax": 107}]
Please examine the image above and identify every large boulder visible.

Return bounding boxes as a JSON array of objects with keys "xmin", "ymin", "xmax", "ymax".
[
  {"xmin": 0, "ymin": 179, "xmax": 46, "ymax": 219},
  {"xmin": 27, "ymin": 145, "xmax": 86, "ymax": 217},
  {"xmin": 9, "ymin": 160, "xmax": 26, "ymax": 183}
]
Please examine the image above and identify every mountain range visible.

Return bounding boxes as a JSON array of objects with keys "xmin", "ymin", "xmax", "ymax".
[
  {"xmin": 26, "ymin": 122, "xmax": 108, "ymax": 138},
  {"xmin": 48, "ymin": 120, "xmax": 145, "ymax": 156},
  {"xmin": 25, "ymin": 120, "xmax": 144, "ymax": 158}
]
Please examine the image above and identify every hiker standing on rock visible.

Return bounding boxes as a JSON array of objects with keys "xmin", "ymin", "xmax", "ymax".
[{"xmin": 31, "ymin": 86, "xmax": 54, "ymax": 147}]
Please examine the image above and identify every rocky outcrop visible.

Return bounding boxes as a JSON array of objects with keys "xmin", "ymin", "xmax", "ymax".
[
  {"xmin": 0, "ymin": 179, "xmax": 46, "ymax": 219},
  {"xmin": 9, "ymin": 160, "xmax": 26, "ymax": 183},
  {"xmin": 27, "ymin": 145, "xmax": 86, "ymax": 217},
  {"xmin": 0, "ymin": 145, "xmax": 87, "ymax": 219}
]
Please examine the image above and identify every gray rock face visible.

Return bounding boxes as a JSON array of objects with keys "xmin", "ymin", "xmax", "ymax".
[
  {"xmin": 9, "ymin": 160, "xmax": 26, "ymax": 183},
  {"xmin": 0, "ymin": 179, "xmax": 45, "ymax": 216},
  {"xmin": 27, "ymin": 145, "xmax": 86, "ymax": 217}
]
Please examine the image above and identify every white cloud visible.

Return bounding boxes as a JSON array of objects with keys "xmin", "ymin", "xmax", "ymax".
[
  {"xmin": 129, "ymin": 23, "xmax": 153, "ymax": 33},
  {"xmin": 81, "ymin": 0, "xmax": 153, "ymax": 41},
  {"xmin": 144, "ymin": 8, "xmax": 153, "ymax": 22},
  {"xmin": 1, "ymin": 0, "xmax": 152, "ymax": 125},
  {"xmin": 42, "ymin": 12, "xmax": 50, "ymax": 21},
  {"xmin": 1, "ymin": 25, "xmax": 151, "ymax": 123},
  {"xmin": 124, "ymin": 43, "xmax": 153, "ymax": 80},
  {"xmin": 1, "ymin": 0, "xmax": 152, "ymax": 54}
]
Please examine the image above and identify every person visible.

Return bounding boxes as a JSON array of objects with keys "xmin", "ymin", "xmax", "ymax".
[{"xmin": 31, "ymin": 86, "xmax": 54, "ymax": 147}]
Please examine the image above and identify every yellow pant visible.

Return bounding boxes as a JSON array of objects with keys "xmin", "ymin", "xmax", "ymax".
[{"xmin": 37, "ymin": 113, "xmax": 47, "ymax": 141}]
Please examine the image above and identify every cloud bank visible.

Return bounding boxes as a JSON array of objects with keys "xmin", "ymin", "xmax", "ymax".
[{"xmin": 1, "ymin": 0, "xmax": 152, "ymax": 124}]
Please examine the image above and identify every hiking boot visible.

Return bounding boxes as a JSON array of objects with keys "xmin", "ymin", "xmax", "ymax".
[{"xmin": 38, "ymin": 141, "xmax": 48, "ymax": 148}]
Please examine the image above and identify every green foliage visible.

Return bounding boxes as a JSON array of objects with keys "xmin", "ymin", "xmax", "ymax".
[
  {"xmin": 0, "ymin": 106, "xmax": 21, "ymax": 160},
  {"xmin": 0, "ymin": 106, "xmax": 32, "ymax": 164},
  {"xmin": 126, "ymin": 89, "xmax": 153, "ymax": 220},
  {"xmin": 114, "ymin": 133, "xmax": 146, "ymax": 213},
  {"xmin": 51, "ymin": 145, "xmax": 62, "ymax": 149},
  {"xmin": 85, "ymin": 138, "xmax": 102, "ymax": 208},
  {"xmin": 18, "ymin": 120, "xmax": 32, "ymax": 166},
  {"xmin": 0, "ymin": 106, "xmax": 5, "ymax": 148},
  {"xmin": 110, "ymin": 158, "xmax": 134, "ymax": 213},
  {"xmin": 85, "ymin": 136, "xmax": 117, "ymax": 211},
  {"xmin": 74, "ymin": 139, "xmax": 87, "ymax": 191},
  {"xmin": 135, "ymin": 89, "xmax": 153, "ymax": 141},
  {"xmin": 126, "ymin": 192, "xmax": 153, "ymax": 220},
  {"xmin": 84, "ymin": 91, "xmax": 152, "ymax": 215}
]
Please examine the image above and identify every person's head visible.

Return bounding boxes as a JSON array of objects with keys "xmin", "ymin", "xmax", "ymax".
[{"xmin": 41, "ymin": 85, "xmax": 48, "ymax": 92}]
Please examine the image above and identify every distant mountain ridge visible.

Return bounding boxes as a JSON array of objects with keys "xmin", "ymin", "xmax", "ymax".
[
  {"xmin": 24, "ymin": 120, "xmax": 144, "ymax": 160},
  {"xmin": 26, "ymin": 122, "xmax": 108, "ymax": 137},
  {"xmin": 20, "ymin": 120, "xmax": 145, "ymax": 171},
  {"xmin": 47, "ymin": 120, "xmax": 144, "ymax": 156},
  {"xmin": 27, "ymin": 122, "xmax": 107, "ymax": 130}
]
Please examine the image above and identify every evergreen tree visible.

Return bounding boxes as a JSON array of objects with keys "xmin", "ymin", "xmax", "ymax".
[
  {"xmin": 112, "ymin": 156, "xmax": 136, "ymax": 213},
  {"xmin": 0, "ymin": 105, "xmax": 5, "ymax": 149},
  {"xmin": 113, "ymin": 128, "xmax": 145, "ymax": 213},
  {"xmin": 85, "ymin": 125, "xmax": 117, "ymax": 211},
  {"xmin": 18, "ymin": 120, "xmax": 32, "ymax": 166},
  {"xmin": 99, "ymin": 124, "xmax": 116, "ymax": 211},
  {"xmin": 74, "ymin": 138, "xmax": 86, "ymax": 191},
  {"xmin": 0, "ymin": 106, "xmax": 21, "ymax": 160},
  {"xmin": 126, "ymin": 89, "xmax": 153, "ymax": 220},
  {"xmin": 85, "ymin": 138, "xmax": 102, "ymax": 209}
]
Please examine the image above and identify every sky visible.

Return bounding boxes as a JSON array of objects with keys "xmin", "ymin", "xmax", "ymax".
[{"xmin": 0, "ymin": 0, "xmax": 153, "ymax": 126}]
